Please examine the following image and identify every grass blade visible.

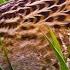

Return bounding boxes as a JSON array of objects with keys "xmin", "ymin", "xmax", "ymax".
[
  {"xmin": 48, "ymin": 27, "xmax": 69, "ymax": 70},
  {"xmin": 40, "ymin": 26, "xmax": 69, "ymax": 70},
  {"xmin": 0, "ymin": 37, "xmax": 14, "ymax": 70}
]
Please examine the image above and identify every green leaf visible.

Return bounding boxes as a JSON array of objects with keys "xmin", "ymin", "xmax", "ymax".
[{"xmin": 41, "ymin": 26, "xmax": 69, "ymax": 70}]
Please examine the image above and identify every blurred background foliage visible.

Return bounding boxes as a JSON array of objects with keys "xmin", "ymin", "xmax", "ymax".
[{"xmin": 0, "ymin": 0, "xmax": 9, "ymax": 4}]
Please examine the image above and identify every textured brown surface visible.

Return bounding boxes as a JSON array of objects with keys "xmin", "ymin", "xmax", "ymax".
[{"xmin": 0, "ymin": 0, "xmax": 70, "ymax": 70}]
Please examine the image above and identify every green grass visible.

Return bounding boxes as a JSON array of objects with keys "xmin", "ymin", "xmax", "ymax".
[
  {"xmin": 40, "ymin": 26, "xmax": 69, "ymax": 70},
  {"xmin": 0, "ymin": 0, "xmax": 8, "ymax": 4}
]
